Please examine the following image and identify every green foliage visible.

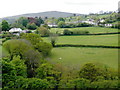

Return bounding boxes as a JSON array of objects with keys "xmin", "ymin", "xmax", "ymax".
[
  {"xmin": 63, "ymin": 29, "xmax": 89, "ymax": 35},
  {"xmin": 90, "ymin": 80, "xmax": 118, "ymax": 88},
  {"xmin": 76, "ymin": 23, "xmax": 93, "ymax": 27},
  {"xmin": 35, "ymin": 17, "xmax": 44, "ymax": 26},
  {"xmin": 3, "ymin": 76, "xmax": 51, "ymax": 89},
  {"xmin": 14, "ymin": 78, "xmax": 51, "ymax": 89},
  {"xmin": 49, "ymin": 33, "xmax": 58, "ymax": 47},
  {"xmin": 74, "ymin": 30, "xmax": 89, "ymax": 34},
  {"xmin": 26, "ymin": 23, "xmax": 37, "ymax": 30},
  {"xmin": 63, "ymin": 29, "xmax": 73, "ymax": 35},
  {"xmin": 2, "ymin": 56, "xmax": 27, "ymax": 88},
  {"xmin": 66, "ymin": 23, "xmax": 76, "ymax": 28},
  {"xmin": 11, "ymin": 22, "xmax": 25, "ymax": 30},
  {"xmin": 79, "ymin": 63, "xmax": 118, "ymax": 82},
  {"xmin": 36, "ymin": 26, "xmax": 50, "ymax": 36},
  {"xmin": 1, "ymin": 31, "xmax": 12, "ymax": 38},
  {"xmin": 17, "ymin": 17, "xmax": 29, "ymax": 27},
  {"xmin": 21, "ymin": 33, "xmax": 52, "ymax": 57},
  {"xmin": 66, "ymin": 78, "xmax": 90, "ymax": 88},
  {"xmin": 79, "ymin": 63, "xmax": 102, "ymax": 81},
  {"xmin": 57, "ymin": 21, "xmax": 66, "ymax": 28},
  {"xmin": 3, "ymin": 39, "xmax": 32, "ymax": 60},
  {"xmin": 10, "ymin": 56, "xmax": 27, "ymax": 78},
  {"xmin": 57, "ymin": 17, "xmax": 65, "ymax": 23},
  {"xmin": 2, "ymin": 20, "xmax": 10, "ymax": 31},
  {"xmin": 2, "ymin": 57, "xmax": 16, "ymax": 86},
  {"xmin": 42, "ymin": 24, "xmax": 50, "ymax": 29},
  {"xmin": 36, "ymin": 63, "xmax": 61, "ymax": 87},
  {"xmin": 35, "ymin": 42, "xmax": 53, "ymax": 56},
  {"xmin": 2, "ymin": 39, "xmax": 43, "ymax": 78},
  {"xmin": 21, "ymin": 33, "xmax": 43, "ymax": 45},
  {"xmin": 24, "ymin": 49, "xmax": 42, "ymax": 77}
]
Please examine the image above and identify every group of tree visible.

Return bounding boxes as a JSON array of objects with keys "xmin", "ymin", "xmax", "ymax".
[
  {"xmin": 1, "ymin": 33, "xmax": 119, "ymax": 88},
  {"xmin": 1, "ymin": 20, "xmax": 10, "ymax": 31},
  {"xmin": 2, "ymin": 54, "xmax": 119, "ymax": 89},
  {"xmin": 57, "ymin": 22, "xmax": 93, "ymax": 28},
  {"xmin": 63, "ymin": 29, "xmax": 89, "ymax": 35},
  {"xmin": 35, "ymin": 24, "xmax": 50, "ymax": 37},
  {"xmin": 1, "ymin": 17, "xmax": 44, "ymax": 31}
]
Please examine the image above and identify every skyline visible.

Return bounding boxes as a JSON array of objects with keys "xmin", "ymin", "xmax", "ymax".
[{"xmin": 0, "ymin": 0, "xmax": 119, "ymax": 18}]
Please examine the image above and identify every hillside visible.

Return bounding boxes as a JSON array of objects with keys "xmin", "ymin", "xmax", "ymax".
[{"xmin": 0, "ymin": 11, "xmax": 81, "ymax": 23}]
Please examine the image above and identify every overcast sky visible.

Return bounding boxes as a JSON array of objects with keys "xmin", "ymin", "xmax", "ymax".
[{"xmin": 0, "ymin": 0, "xmax": 119, "ymax": 18}]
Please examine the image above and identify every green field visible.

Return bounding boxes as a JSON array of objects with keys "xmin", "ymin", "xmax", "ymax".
[
  {"xmin": 44, "ymin": 34, "xmax": 119, "ymax": 46},
  {"xmin": 50, "ymin": 27, "xmax": 119, "ymax": 34},
  {"xmin": 47, "ymin": 47, "xmax": 118, "ymax": 70}
]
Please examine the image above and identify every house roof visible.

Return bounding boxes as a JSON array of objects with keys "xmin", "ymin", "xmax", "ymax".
[{"xmin": 9, "ymin": 28, "xmax": 22, "ymax": 33}]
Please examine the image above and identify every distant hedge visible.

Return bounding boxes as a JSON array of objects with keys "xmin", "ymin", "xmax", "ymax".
[
  {"xmin": 63, "ymin": 29, "xmax": 89, "ymax": 35},
  {"xmin": 55, "ymin": 44, "xmax": 120, "ymax": 49}
]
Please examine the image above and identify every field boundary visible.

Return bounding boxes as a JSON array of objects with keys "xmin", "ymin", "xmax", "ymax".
[
  {"xmin": 55, "ymin": 44, "xmax": 120, "ymax": 49},
  {"xmin": 60, "ymin": 32, "xmax": 120, "ymax": 36},
  {"xmin": 41, "ymin": 32, "xmax": 120, "ymax": 37}
]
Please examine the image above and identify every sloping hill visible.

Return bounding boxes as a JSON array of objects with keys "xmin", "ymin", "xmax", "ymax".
[{"xmin": 0, "ymin": 11, "xmax": 81, "ymax": 23}]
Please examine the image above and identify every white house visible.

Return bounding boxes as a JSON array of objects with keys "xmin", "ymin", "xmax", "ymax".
[
  {"xmin": 9, "ymin": 28, "xmax": 22, "ymax": 36},
  {"xmin": 48, "ymin": 24, "xmax": 57, "ymax": 27},
  {"xmin": 105, "ymin": 24, "xmax": 113, "ymax": 27}
]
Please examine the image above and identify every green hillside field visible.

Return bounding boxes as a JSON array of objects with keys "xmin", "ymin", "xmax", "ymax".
[
  {"xmin": 44, "ymin": 34, "xmax": 119, "ymax": 46},
  {"xmin": 50, "ymin": 27, "xmax": 119, "ymax": 34},
  {"xmin": 47, "ymin": 47, "xmax": 118, "ymax": 70}
]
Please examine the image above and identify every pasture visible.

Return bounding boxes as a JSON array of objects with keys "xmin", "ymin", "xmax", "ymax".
[
  {"xmin": 44, "ymin": 34, "xmax": 119, "ymax": 46},
  {"xmin": 47, "ymin": 47, "xmax": 118, "ymax": 70},
  {"xmin": 50, "ymin": 27, "xmax": 119, "ymax": 34}
]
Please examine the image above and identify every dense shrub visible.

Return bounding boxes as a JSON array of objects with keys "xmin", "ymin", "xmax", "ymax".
[
  {"xmin": 14, "ymin": 78, "xmax": 51, "ymax": 89},
  {"xmin": 26, "ymin": 23, "xmax": 37, "ymax": 30},
  {"xmin": 35, "ymin": 42, "xmax": 52, "ymax": 56},
  {"xmin": 90, "ymin": 80, "xmax": 118, "ymax": 88},
  {"xmin": 65, "ymin": 79, "xmax": 118, "ymax": 89},
  {"xmin": 4, "ymin": 77, "xmax": 51, "ymax": 89},
  {"xmin": 21, "ymin": 33, "xmax": 43, "ymax": 45},
  {"xmin": 36, "ymin": 63, "xmax": 62, "ymax": 88},
  {"xmin": 63, "ymin": 29, "xmax": 89, "ymax": 35},
  {"xmin": 21, "ymin": 33, "xmax": 53, "ymax": 57},
  {"xmin": 63, "ymin": 29, "xmax": 73, "ymax": 35},
  {"xmin": 49, "ymin": 33, "xmax": 58, "ymax": 47},
  {"xmin": 10, "ymin": 56, "xmax": 27, "ymax": 78},
  {"xmin": 57, "ymin": 21, "xmax": 66, "ymax": 28},
  {"xmin": 1, "ymin": 32, "xmax": 13, "ymax": 38},
  {"xmin": 66, "ymin": 78, "xmax": 90, "ymax": 88},
  {"xmin": 3, "ymin": 39, "xmax": 43, "ymax": 77},
  {"xmin": 79, "ymin": 63, "xmax": 118, "ymax": 82},
  {"xmin": 76, "ymin": 23, "xmax": 93, "ymax": 27},
  {"xmin": 2, "ymin": 56, "xmax": 27, "ymax": 88},
  {"xmin": 36, "ymin": 63, "xmax": 61, "ymax": 79},
  {"xmin": 36, "ymin": 26, "xmax": 50, "ymax": 36},
  {"xmin": 3, "ymin": 39, "xmax": 33, "ymax": 60},
  {"xmin": 72, "ymin": 30, "xmax": 89, "ymax": 34}
]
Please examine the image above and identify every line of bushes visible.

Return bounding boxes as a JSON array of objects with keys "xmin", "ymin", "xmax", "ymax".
[
  {"xmin": 63, "ymin": 29, "xmax": 89, "ymax": 35},
  {"xmin": 55, "ymin": 44, "xmax": 120, "ymax": 49},
  {"xmin": 62, "ymin": 29, "xmax": 120, "ymax": 36}
]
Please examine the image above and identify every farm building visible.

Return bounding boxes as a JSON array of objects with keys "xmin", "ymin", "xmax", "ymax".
[
  {"xmin": 9, "ymin": 28, "xmax": 22, "ymax": 36},
  {"xmin": 48, "ymin": 24, "xmax": 58, "ymax": 27}
]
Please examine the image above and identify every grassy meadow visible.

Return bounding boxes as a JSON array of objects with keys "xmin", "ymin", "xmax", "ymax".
[
  {"xmin": 50, "ymin": 27, "xmax": 119, "ymax": 34},
  {"xmin": 44, "ymin": 27, "xmax": 119, "ymax": 71},
  {"xmin": 44, "ymin": 34, "xmax": 119, "ymax": 46},
  {"xmin": 47, "ymin": 47, "xmax": 118, "ymax": 70}
]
